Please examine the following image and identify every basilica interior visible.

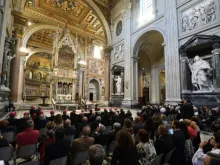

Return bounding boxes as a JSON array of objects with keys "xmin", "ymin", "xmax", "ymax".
[{"xmin": 1, "ymin": 0, "xmax": 220, "ymax": 165}]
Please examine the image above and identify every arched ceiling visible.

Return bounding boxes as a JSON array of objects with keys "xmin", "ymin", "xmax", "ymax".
[
  {"xmin": 13, "ymin": 0, "xmax": 120, "ymax": 45},
  {"xmin": 138, "ymin": 31, "xmax": 164, "ymax": 69}
]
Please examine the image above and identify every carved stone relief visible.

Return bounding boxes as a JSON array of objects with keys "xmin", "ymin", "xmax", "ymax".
[
  {"xmin": 113, "ymin": 44, "xmax": 124, "ymax": 61},
  {"xmin": 181, "ymin": 0, "xmax": 216, "ymax": 33}
]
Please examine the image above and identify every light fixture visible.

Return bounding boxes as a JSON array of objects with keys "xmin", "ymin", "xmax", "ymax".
[
  {"xmin": 20, "ymin": 47, "xmax": 29, "ymax": 53},
  {"xmin": 27, "ymin": 20, "xmax": 32, "ymax": 26}
]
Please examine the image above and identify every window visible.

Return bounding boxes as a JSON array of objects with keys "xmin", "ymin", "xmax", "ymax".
[
  {"xmin": 29, "ymin": 71, "xmax": 33, "ymax": 79},
  {"xmin": 93, "ymin": 45, "xmax": 103, "ymax": 59},
  {"xmin": 139, "ymin": 0, "xmax": 154, "ymax": 23}
]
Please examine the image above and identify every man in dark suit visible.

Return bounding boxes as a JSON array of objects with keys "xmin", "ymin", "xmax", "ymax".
[
  {"xmin": 75, "ymin": 116, "xmax": 88, "ymax": 138},
  {"xmin": 133, "ymin": 116, "xmax": 144, "ymax": 135},
  {"xmin": 69, "ymin": 110, "xmax": 79, "ymax": 126},
  {"xmin": 155, "ymin": 125, "xmax": 175, "ymax": 156},
  {"xmin": 107, "ymin": 122, "xmax": 121, "ymax": 145},
  {"xmin": 44, "ymin": 128, "xmax": 70, "ymax": 165},
  {"xmin": 64, "ymin": 119, "xmax": 75, "ymax": 136},
  {"xmin": 62, "ymin": 110, "xmax": 70, "ymax": 121},
  {"xmin": 182, "ymin": 100, "xmax": 194, "ymax": 119},
  {"xmin": 90, "ymin": 116, "xmax": 102, "ymax": 132},
  {"xmin": 93, "ymin": 124, "xmax": 109, "ymax": 146},
  {"xmin": 171, "ymin": 121, "xmax": 186, "ymax": 165},
  {"xmin": 70, "ymin": 126, "xmax": 94, "ymax": 158}
]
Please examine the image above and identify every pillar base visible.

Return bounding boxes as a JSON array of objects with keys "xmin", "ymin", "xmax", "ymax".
[
  {"xmin": 165, "ymin": 99, "xmax": 182, "ymax": 105},
  {"xmin": 122, "ymin": 98, "xmax": 139, "ymax": 108}
]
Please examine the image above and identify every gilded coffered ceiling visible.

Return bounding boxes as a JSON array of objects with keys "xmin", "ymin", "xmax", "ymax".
[{"xmin": 13, "ymin": 0, "xmax": 112, "ymax": 49}]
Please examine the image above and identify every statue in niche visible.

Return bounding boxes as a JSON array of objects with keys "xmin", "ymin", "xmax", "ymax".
[
  {"xmin": 186, "ymin": 55, "xmax": 214, "ymax": 91},
  {"xmin": 114, "ymin": 75, "xmax": 122, "ymax": 94},
  {"xmin": 37, "ymin": 73, "xmax": 41, "ymax": 81},
  {"xmin": 143, "ymin": 76, "xmax": 150, "ymax": 87}
]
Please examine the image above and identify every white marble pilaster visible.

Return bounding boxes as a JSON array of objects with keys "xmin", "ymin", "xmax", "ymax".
[
  {"xmin": 164, "ymin": 0, "xmax": 181, "ymax": 104},
  {"xmin": 122, "ymin": 5, "xmax": 132, "ymax": 106}
]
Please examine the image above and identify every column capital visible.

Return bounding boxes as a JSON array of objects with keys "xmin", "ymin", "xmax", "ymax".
[{"xmin": 104, "ymin": 46, "xmax": 113, "ymax": 53}]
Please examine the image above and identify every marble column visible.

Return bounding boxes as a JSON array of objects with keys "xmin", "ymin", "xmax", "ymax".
[
  {"xmin": 164, "ymin": 0, "xmax": 181, "ymax": 104},
  {"xmin": 79, "ymin": 69, "xmax": 84, "ymax": 97},
  {"xmin": 10, "ymin": 36, "xmax": 25, "ymax": 102},
  {"xmin": 104, "ymin": 46, "xmax": 112, "ymax": 102},
  {"xmin": 150, "ymin": 67, "xmax": 160, "ymax": 104},
  {"xmin": 122, "ymin": 5, "xmax": 132, "ymax": 107},
  {"xmin": 72, "ymin": 80, "xmax": 76, "ymax": 101},
  {"xmin": 0, "ymin": 0, "xmax": 10, "ymax": 76},
  {"xmin": 132, "ymin": 57, "xmax": 138, "ymax": 103},
  {"xmin": 17, "ymin": 57, "xmax": 26, "ymax": 102},
  {"xmin": 212, "ymin": 39, "xmax": 220, "ymax": 91}
]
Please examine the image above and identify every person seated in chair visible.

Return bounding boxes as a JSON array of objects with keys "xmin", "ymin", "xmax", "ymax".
[
  {"xmin": 44, "ymin": 128, "xmax": 70, "ymax": 165},
  {"xmin": 70, "ymin": 126, "xmax": 94, "ymax": 158},
  {"xmin": 64, "ymin": 119, "xmax": 75, "ymax": 136},
  {"xmin": 93, "ymin": 124, "xmax": 109, "ymax": 147}
]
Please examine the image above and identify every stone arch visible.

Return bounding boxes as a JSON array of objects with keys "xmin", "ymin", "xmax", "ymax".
[
  {"xmin": 88, "ymin": 78, "xmax": 100, "ymax": 102},
  {"xmin": 133, "ymin": 29, "xmax": 165, "ymax": 104},
  {"xmin": 132, "ymin": 26, "xmax": 166, "ymax": 56},
  {"xmin": 24, "ymin": 48, "xmax": 52, "ymax": 66}
]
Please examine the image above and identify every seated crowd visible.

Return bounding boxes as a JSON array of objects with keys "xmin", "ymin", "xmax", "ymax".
[{"xmin": 0, "ymin": 101, "xmax": 220, "ymax": 165}]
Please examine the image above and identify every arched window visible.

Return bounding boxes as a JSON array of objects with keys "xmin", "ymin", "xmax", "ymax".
[
  {"xmin": 29, "ymin": 71, "xmax": 33, "ymax": 79},
  {"xmin": 139, "ymin": 0, "xmax": 154, "ymax": 23},
  {"xmin": 93, "ymin": 45, "xmax": 103, "ymax": 59}
]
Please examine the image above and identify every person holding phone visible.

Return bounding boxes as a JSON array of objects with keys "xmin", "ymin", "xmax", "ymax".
[{"xmin": 192, "ymin": 132, "xmax": 220, "ymax": 165}]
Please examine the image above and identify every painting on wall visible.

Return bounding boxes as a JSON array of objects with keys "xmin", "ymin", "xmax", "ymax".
[{"xmin": 88, "ymin": 58, "xmax": 104, "ymax": 75}]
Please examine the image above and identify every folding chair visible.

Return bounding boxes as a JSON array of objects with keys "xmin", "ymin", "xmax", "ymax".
[
  {"xmin": 2, "ymin": 131, "xmax": 15, "ymax": 143},
  {"xmin": 0, "ymin": 146, "xmax": 13, "ymax": 162},
  {"xmin": 163, "ymin": 148, "xmax": 175, "ymax": 165},
  {"xmin": 151, "ymin": 154, "xmax": 163, "ymax": 165},
  {"xmin": 73, "ymin": 151, "xmax": 88, "ymax": 165},
  {"xmin": 104, "ymin": 126, "xmax": 112, "ymax": 133},
  {"xmin": 107, "ymin": 141, "xmax": 116, "ymax": 155},
  {"xmin": 39, "ymin": 127, "xmax": 48, "ymax": 137},
  {"xmin": 64, "ymin": 135, "xmax": 74, "ymax": 144},
  {"xmin": 49, "ymin": 156, "xmax": 68, "ymax": 165},
  {"xmin": 23, "ymin": 160, "xmax": 41, "ymax": 165},
  {"xmin": 15, "ymin": 144, "xmax": 38, "ymax": 165}
]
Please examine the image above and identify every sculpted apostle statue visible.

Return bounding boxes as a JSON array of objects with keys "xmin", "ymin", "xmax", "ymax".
[
  {"xmin": 187, "ymin": 55, "xmax": 214, "ymax": 91},
  {"xmin": 114, "ymin": 75, "xmax": 122, "ymax": 94}
]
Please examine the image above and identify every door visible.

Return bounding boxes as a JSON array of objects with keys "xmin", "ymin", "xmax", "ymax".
[{"xmin": 89, "ymin": 93, "xmax": 93, "ymax": 101}]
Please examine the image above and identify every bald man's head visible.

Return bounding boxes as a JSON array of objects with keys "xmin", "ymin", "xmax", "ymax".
[
  {"xmin": 82, "ymin": 126, "xmax": 91, "ymax": 136},
  {"xmin": 65, "ymin": 119, "xmax": 71, "ymax": 127},
  {"xmin": 82, "ymin": 116, "xmax": 88, "ymax": 123},
  {"xmin": 158, "ymin": 125, "xmax": 168, "ymax": 136}
]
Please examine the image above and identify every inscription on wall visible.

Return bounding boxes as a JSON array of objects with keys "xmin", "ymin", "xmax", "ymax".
[{"xmin": 181, "ymin": 0, "xmax": 216, "ymax": 33}]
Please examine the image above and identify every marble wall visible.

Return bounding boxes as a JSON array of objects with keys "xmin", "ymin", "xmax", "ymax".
[{"xmin": 110, "ymin": 0, "xmax": 220, "ymax": 106}]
